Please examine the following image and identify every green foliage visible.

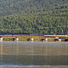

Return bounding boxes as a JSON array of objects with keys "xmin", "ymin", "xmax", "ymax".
[{"xmin": 0, "ymin": 0, "xmax": 68, "ymax": 34}]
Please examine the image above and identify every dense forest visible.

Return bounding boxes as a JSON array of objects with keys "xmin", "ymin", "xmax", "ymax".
[{"xmin": 0, "ymin": 0, "xmax": 68, "ymax": 34}]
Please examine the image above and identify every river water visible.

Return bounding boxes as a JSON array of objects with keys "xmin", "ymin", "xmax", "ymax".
[{"xmin": 0, "ymin": 41, "xmax": 68, "ymax": 68}]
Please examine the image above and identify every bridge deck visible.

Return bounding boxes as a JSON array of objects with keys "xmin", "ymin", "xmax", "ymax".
[
  {"xmin": 44, "ymin": 35, "xmax": 68, "ymax": 38},
  {"xmin": 0, "ymin": 36, "xmax": 45, "ymax": 39},
  {"xmin": 0, "ymin": 35, "xmax": 68, "ymax": 39}
]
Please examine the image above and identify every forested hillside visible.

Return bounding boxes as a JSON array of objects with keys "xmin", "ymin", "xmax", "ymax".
[{"xmin": 0, "ymin": 0, "xmax": 68, "ymax": 34}]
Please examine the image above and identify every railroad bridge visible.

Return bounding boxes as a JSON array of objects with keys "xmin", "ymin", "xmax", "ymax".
[
  {"xmin": 44, "ymin": 35, "xmax": 68, "ymax": 41},
  {"xmin": 0, "ymin": 36, "xmax": 45, "ymax": 41},
  {"xmin": 0, "ymin": 35, "xmax": 68, "ymax": 41}
]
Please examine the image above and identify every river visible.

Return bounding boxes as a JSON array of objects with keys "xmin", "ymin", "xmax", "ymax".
[{"xmin": 0, "ymin": 41, "xmax": 68, "ymax": 68}]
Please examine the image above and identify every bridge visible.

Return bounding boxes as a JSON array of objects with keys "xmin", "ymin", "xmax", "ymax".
[
  {"xmin": 0, "ymin": 35, "xmax": 68, "ymax": 41},
  {"xmin": 44, "ymin": 35, "xmax": 68, "ymax": 41},
  {"xmin": 0, "ymin": 35, "xmax": 45, "ymax": 41},
  {"xmin": 44, "ymin": 35, "xmax": 68, "ymax": 38},
  {"xmin": 0, "ymin": 27, "xmax": 68, "ymax": 41}
]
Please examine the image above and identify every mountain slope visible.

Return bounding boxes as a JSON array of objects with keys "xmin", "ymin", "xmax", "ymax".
[{"xmin": 0, "ymin": 0, "xmax": 68, "ymax": 34}]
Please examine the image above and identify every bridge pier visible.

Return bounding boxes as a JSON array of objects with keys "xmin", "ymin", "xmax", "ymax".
[
  {"xmin": 12, "ymin": 38, "xmax": 15, "ymax": 41},
  {"xmin": 27, "ymin": 38, "xmax": 31, "ymax": 41},
  {"xmin": 12, "ymin": 38, "xmax": 19, "ymax": 41},
  {"xmin": 16, "ymin": 38, "xmax": 19, "ymax": 41},
  {"xmin": 0, "ymin": 38, "xmax": 3, "ymax": 42},
  {"xmin": 59, "ymin": 39, "xmax": 61, "ymax": 42},
  {"xmin": 40, "ymin": 38, "xmax": 45, "ymax": 41},
  {"xmin": 64, "ymin": 39, "xmax": 68, "ymax": 41},
  {"xmin": 27, "ymin": 38, "xmax": 34, "ymax": 41},
  {"xmin": 30, "ymin": 38, "xmax": 34, "ymax": 41},
  {"xmin": 54, "ymin": 37, "xmax": 61, "ymax": 42},
  {"xmin": 54, "ymin": 37, "xmax": 59, "ymax": 42},
  {"xmin": 45, "ymin": 38, "xmax": 48, "ymax": 41}
]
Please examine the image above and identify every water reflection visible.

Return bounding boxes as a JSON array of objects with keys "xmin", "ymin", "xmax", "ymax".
[
  {"xmin": 0, "ymin": 41, "xmax": 68, "ymax": 66},
  {"xmin": 0, "ymin": 42, "xmax": 3, "ymax": 65}
]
